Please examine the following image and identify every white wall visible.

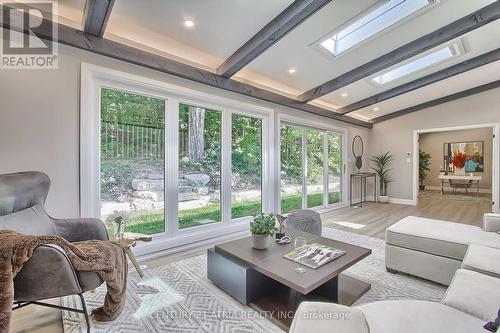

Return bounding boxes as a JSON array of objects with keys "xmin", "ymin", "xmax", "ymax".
[
  {"xmin": 371, "ymin": 89, "xmax": 500, "ymax": 200},
  {"xmin": 0, "ymin": 42, "xmax": 370, "ymax": 217}
]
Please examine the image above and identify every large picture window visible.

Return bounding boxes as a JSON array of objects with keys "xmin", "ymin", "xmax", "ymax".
[
  {"xmin": 86, "ymin": 65, "xmax": 348, "ymax": 256},
  {"xmin": 280, "ymin": 124, "xmax": 304, "ymax": 214},
  {"xmin": 100, "ymin": 88, "xmax": 165, "ymax": 235},
  {"xmin": 231, "ymin": 114, "xmax": 263, "ymax": 219},
  {"xmin": 178, "ymin": 103, "xmax": 222, "ymax": 229}
]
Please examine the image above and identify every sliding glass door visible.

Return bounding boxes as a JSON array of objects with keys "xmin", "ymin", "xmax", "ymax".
[
  {"xmin": 306, "ymin": 129, "xmax": 325, "ymax": 208},
  {"xmin": 100, "ymin": 88, "xmax": 165, "ymax": 235},
  {"xmin": 280, "ymin": 123, "xmax": 344, "ymax": 213},
  {"xmin": 328, "ymin": 132, "xmax": 343, "ymax": 204}
]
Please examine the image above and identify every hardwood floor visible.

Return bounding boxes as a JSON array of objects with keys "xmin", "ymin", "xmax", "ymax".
[
  {"xmin": 322, "ymin": 191, "xmax": 492, "ymax": 239},
  {"xmin": 10, "ymin": 191, "xmax": 492, "ymax": 332}
]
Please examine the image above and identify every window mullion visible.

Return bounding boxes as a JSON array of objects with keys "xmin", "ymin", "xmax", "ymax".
[
  {"xmin": 166, "ymin": 97, "xmax": 179, "ymax": 236},
  {"xmin": 221, "ymin": 110, "xmax": 232, "ymax": 224},
  {"xmin": 302, "ymin": 129, "xmax": 307, "ymax": 209},
  {"xmin": 323, "ymin": 132, "xmax": 329, "ymax": 208}
]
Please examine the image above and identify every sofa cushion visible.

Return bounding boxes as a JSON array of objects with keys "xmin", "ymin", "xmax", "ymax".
[
  {"xmin": 462, "ymin": 244, "xmax": 500, "ymax": 278},
  {"xmin": 290, "ymin": 302, "xmax": 369, "ymax": 333},
  {"xmin": 442, "ymin": 269, "xmax": 500, "ymax": 322},
  {"xmin": 386, "ymin": 216, "xmax": 500, "ymax": 260},
  {"xmin": 357, "ymin": 300, "xmax": 486, "ymax": 333}
]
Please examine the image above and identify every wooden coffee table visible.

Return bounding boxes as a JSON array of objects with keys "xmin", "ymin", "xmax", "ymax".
[{"xmin": 207, "ymin": 228, "xmax": 371, "ymax": 330}]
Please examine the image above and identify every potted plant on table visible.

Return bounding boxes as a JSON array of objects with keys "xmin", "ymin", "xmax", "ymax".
[
  {"xmin": 371, "ymin": 152, "xmax": 394, "ymax": 203},
  {"xmin": 419, "ymin": 149, "xmax": 431, "ymax": 191},
  {"xmin": 250, "ymin": 213, "xmax": 278, "ymax": 250},
  {"xmin": 275, "ymin": 214, "xmax": 286, "ymax": 239}
]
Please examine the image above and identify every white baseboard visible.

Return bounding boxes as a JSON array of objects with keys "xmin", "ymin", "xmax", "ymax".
[
  {"xmin": 424, "ymin": 185, "xmax": 492, "ymax": 194},
  {"xmin": 389, "ymin": 197, "xmax": 417, "ymax": 206}
]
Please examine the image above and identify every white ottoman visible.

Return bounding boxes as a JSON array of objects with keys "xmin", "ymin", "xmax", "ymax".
[{"xmin": 385, "ymin": 216, "xmax": 500, "ymax": 285}]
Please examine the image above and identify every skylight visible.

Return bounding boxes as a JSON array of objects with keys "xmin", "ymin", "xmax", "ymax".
[
  {"xmin": 320, "ymin": 0, "xmax": 437, "ymax": 56},
  {"xmin": 372, "ymin": 43, "xmax": 462, "ymax": 85}
]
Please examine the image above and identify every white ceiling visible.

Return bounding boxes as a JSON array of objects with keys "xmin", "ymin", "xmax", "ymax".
[
  {"xmin": 243, "ymin": 0, "xmax": 495, "ymax": 104},
  {"xmin": 105, "ymin": 0, "xmax": 293, "ymax": 69},
  {"xmin": 40, "ymin": 0, "xmax": 500, "ymax": 123},
  {"xmin": 350, "ymin": 59, "xmax": 500, "ymax": 121},
  {"xmin": 323, "ymin": 19, "xmax": 500, "ymax": 109},
  {"xmin": 27, "ymin": 0, "xmax": 85, "ymax": 29}
]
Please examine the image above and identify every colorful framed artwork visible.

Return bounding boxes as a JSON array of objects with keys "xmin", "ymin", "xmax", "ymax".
[{"xmin": 443, "ymin": 141, "xmax": 484, "ymax": 172}]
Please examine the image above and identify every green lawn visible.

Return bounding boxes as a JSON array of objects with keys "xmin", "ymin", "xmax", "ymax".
[{"xmin": 122, "ymin": 192, "xmax": 340, "ymax": 235}]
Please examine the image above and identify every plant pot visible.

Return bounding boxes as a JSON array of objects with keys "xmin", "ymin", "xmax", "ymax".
[
  {"xmin": 275, "ymin": 232, "xmax": 286, "ymax": 240},
  {"xmin": 378, "ymin": 195, "xmax": 389, "ymax": 203},
  {"xmin": 419, "ymin": 185, "xmax": 425, "ymax": 191},
  {"xmin": 252, "ymin": 234, "xmax": 269, "ymax": 250},
  {"xmin": 454, "ymin": 167, "xmax": 465, "ymax": 176}
]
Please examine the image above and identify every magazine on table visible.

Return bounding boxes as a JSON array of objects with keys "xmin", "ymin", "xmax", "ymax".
[{"xmin": 283, "ymin": 243, "xmax": 345, "ymax": 269}]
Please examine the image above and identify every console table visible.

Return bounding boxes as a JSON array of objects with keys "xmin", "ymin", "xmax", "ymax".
[
  {"xmin": 438, "ymin": 174, "xmax": 482, "ymax": 197},
  {"xmin": 350, "ymin": 172, "xmax": 377, "ymax": 207}
]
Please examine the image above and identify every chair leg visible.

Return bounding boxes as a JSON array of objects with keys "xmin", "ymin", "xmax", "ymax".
[{"xmin": 78, "ymin": 293, "xmax": 91, "ymax": 333}]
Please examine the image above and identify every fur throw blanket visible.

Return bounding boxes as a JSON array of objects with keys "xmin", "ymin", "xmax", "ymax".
[{"xmin": 0, "ymin": 231, "xmax": 128, "ymax": 333}]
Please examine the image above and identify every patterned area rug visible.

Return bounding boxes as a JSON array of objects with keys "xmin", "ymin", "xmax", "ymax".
[{"xmin": 62, "ymin": 228, "xmax": 446, "ymax": 332}]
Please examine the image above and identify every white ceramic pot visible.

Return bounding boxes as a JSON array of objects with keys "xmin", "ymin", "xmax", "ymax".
[
  {"xmin": 251, "ymin": 234, "xmax": 269, "ymax": 250},
  {"xmin": 378, "ymin": 195, "xmax": 389, "ymax": 203},
  {"xmin": 454, "ymin": 167, "xmax": 465, "ymax": 176}
]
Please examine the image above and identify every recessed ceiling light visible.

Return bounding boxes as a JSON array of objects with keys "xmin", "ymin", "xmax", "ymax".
[
  {"xmin": 341, "ymin": 92, "xmax": 349, "ymax": 98},
  {"xmin": 288, "ymin": 68, "xmax": 296, "ymax": 74},
  {"xmin": 373, "ymin": 107, "xmax": 380, "ymax": 111},
  {"xmin": 184, "ymin": 20, "xmax": 195, "ymax": 28}
]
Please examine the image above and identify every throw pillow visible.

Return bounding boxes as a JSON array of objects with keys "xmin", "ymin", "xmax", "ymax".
[{"xmin": 484, "ymin": 308, "xmax": 500, "ymax": 332}]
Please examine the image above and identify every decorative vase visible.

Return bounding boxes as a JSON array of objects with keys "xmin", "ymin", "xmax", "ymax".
[
  {"xmin": 378, "ymin": 195, "xmax": 389, "ymax": 203},
  {"xmin": 252, "ymin": 234, "xmax": 269, "ymax": 250},
  {"xmin": 454, "ymin": 167, "xmax": 465, "ymax": 176},
  {"xmin": 275, "ymin": 232, "xmax": 285, "ymax": 240}
]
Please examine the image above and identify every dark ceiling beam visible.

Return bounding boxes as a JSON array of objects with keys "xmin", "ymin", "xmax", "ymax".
[
  {"xmin": 0, "ymin": 6, "xmax": 371, "ymax": 128},
  {"xmin": 372, "ymin": 79, "xmax": 500, "ymax": 124},
  {"xmin": 216, "ymin": 0, "xmax": 331, "ymax": 78},
  {"xmin": 82, "ymin": 0, "xmax": 115, "ymax": 37},
  {"xmin": 298, "ymin": 1, "xmax": 500, "ymax": 103},
  {"xmin": 338, "ymin": 48, "xmax": 500, "ymax": 115}
]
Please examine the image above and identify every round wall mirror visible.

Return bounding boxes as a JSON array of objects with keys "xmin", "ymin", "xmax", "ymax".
[{"xmin": 352, "ymin": 135, "xmax": 364, "ymax": 172}]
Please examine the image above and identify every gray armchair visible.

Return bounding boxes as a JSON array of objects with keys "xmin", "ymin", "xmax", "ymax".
[{"xmin": 0, "ymin": 171, "xmax": 108, "ymax": 333}]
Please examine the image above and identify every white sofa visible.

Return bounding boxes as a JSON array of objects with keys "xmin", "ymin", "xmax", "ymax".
[
  {"xmin": 289, "ymin": 268, "xmax": 500, "ymax": 333},
  {"xmin": 384, "ymin": 213, "xmax": 500, "ymax": 285}
]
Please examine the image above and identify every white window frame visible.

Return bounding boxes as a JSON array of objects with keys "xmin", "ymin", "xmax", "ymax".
[
  {"xmin": 80, "ymin": 63, "xmax": 272, "ymax": 257},
  {"xmin": 277, "ymin": 113, "xmax": 348, "ymax": 214}
]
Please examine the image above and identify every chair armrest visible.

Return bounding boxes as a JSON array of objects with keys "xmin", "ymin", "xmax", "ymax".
[
  {"xmin": 14, "ymin": 244, "xmax": 82, "ymax": 301},
  {"xmin": 54, "ymin": 218, "xmax": 108, "ymax": 242},
  {"xmin": 483, "ymin": 213, "xmax": 500, "ymax": 232},
  {"xmin": 289, "ymin": 302, "xmax": 369, "ymax": 333}
]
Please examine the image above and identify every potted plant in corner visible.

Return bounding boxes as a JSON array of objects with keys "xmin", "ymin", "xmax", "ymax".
[
  {"xmin": 371, "ymin": 152, "xmax": 394, "ymax": 203},
  {"xmin": 250, "ymin": 213, "xmax": 278, "ymax": 250},
  {"xmin": 419, "ymin": 149, "xmax": 431, "ymax": 191}
]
